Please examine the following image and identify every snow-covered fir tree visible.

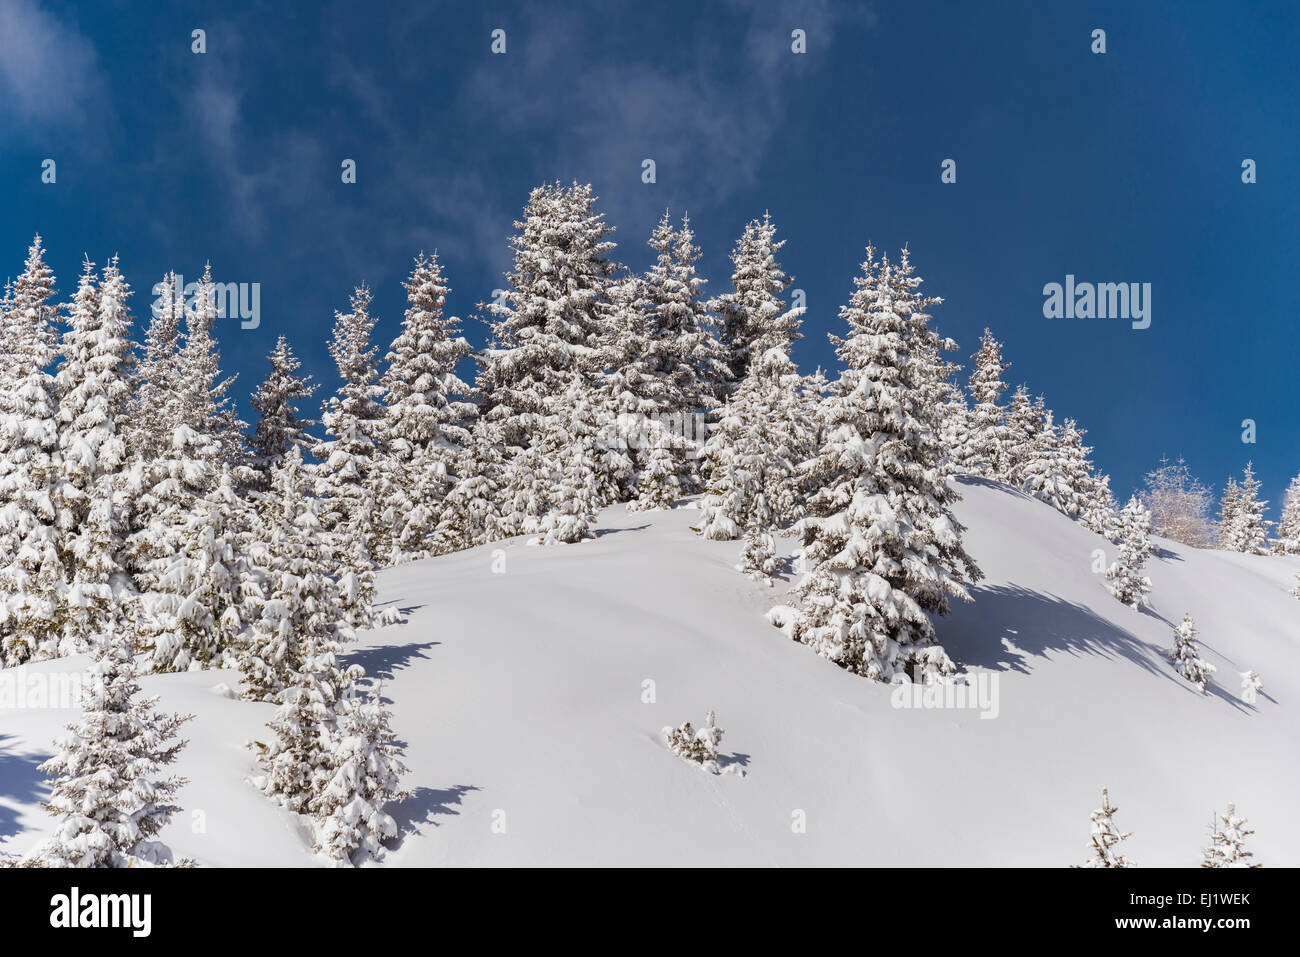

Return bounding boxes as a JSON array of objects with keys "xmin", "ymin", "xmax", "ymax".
[
  {"xmin": 1219, "ymin": 463, "xmax": 1269, "ymax": 553},
  {"xmin": 248, "ymin": 336, "xmax": 317, "ymax": 491},
  {"xmin": 995, "ymin": 385, "xmax": 1039, "ymax": 480},
  {"xmin": 125, "ymin": 272, "xmax": 185, "ymax": 457},
  {"xmin": 121, "ymin": 266, "xmax": 256, "ymax": 670},
  {"xmin": 769, "ymin": 246, "xmax": 981, "ymax": 683},
  {"xmin": 28, "ymin": 633, "xmax": 192, "ymax": 867},
  {"xmin": 149, "ymin": 466, "xmax": 253, "ymax": 669},
  {"xmin": 431, "ymin": 433, "xmax": 505, "ymax": 554},
  {"xmin": 1202, "ymin": 804, "xmax": 1261, "ymax": 868},
  {"xmin": 955, "ymin": 328, "xmax": 1009, "ymax": 479},
  {"xmin": 0, "ymin": 236, "xmax": 65, "ymax": 666},
  {"xmin": 694, "ymin": 347, "xmax": 811, "ymax": 582},
  {"xmin": 1216, "ymin": 477, "xmax": 1241, "ymax": 549},
  {"xmin": 1079, "ymin": 471, "xmax": 1121, "ymax": 542},
  {"xmin": 62, "ymin": 478, "xmax": 131, "ymax": 659},
  {"xmin": 312, "ymin": 685, "xmax": 411, "ymax": 865},
  {"xmin": 1170, "ymin": 612, "xmax": 1215, "ymax": 693},
  {"xmin": 176, "ymin": 265, "xmax": 246, "ymax": 469},
  {"xmin": 241, "ymin": 447, "xmax": 351, "ymax": 701},
  {"xmin": 1105, "ymin": 495, "xmax": 1154, "ymax": 609},
  {"xmin": 376, "ymin": 252, "xmax": 475, "ymax": 562},
  {"xmin": 55, "ymin": 256, "xmax": 135, "ymax": 582},
  {"xmin": 708, "ymin": 213, "xmax": 804, "ymax": 394},
  {"xmin": 1077, "ymin": 787, "xmax": 1132, "ymax": 868},
  {"xmin": 611, "ymin": 211, "xmax": 728, "ymax": 504},
  {"xmin": 254, "ymin": 608, "xmax": 365, "ymax": 815},
  {"xmin": 120, "ymin": 412, "xmax": 226, "ymax": 672},
  {"xmin": 1273, "ymin": 474, "xmax": 1300, "ymax": 555},
  {"xmin": 532, "ymin": 378, "xmax": 603, "ymax": 544},
  {"xmin": 476, "ymin": 183, "xmax": 623, "ymax": 531},
  {"xmin": 936, "ymin": 378, "xmax": 971, "ymax": 468},
  {"xmin": 1022, "ymin": 414, "xmax": 1097, "ymax": 519},
  {"xmin": 314, "ymin": 283, "xmax": 385, "ymax": 628},
  {"xmin": 477, "ymin": 182, "xmax": 620, "ymax": 452}
]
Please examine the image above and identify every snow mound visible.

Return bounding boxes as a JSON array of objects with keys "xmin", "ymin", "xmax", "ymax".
[{"xmin": 2, "ymin": 478, "xmax": 1296, "ymax": 866}]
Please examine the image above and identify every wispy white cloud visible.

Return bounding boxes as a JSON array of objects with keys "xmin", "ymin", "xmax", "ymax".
[
  {"xmin": 0, "ymin": 0, "xmax": 104, "ymax": 129},
  {"xmin": 463, "ymin": 1, "xmax": 877, "ymax": 224}
]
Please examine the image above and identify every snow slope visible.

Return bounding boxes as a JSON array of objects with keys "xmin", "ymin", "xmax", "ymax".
[{"xmin": 2, "ymin": 477, "xmax": 1297, "ymax": 866}]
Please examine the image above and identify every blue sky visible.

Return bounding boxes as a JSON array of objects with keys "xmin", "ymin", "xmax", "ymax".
[{"xmin": 3, "ymin": 0, "xmax": 1298, "ymax": 516}]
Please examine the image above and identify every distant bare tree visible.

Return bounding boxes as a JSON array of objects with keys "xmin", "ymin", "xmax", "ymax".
[{"xmin": 1140, "ymin": 457, "xmax": 1216, "ymax": 547}]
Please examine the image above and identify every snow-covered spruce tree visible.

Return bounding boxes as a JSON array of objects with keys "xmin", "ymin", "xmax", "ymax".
[
  {"xmin": 123, "ymin": 266, "xmax": 255, "ymax": 669},
  {"xmin": 376, "ymin": 252, "xmax": 475, "ymax": 563},
  {"xmin": 314, "ymin": 284, "xmax": 385, "ymax": 628},
  {"xmin": 694, "ymin": 348, "xmax": 811, "ymax": 581},
  {"xmin": 254, "ymin": 606, "xmax": 364, "ymax": 815},
  {"xmin": 176, "ymin": 265, "xmax": 246, "ymax": 470},
  {"xmin": 1170, "ymin": 612, "xmax": 1215, "ymax": 694},
  {"xmin": 1080, "ymin": 471, "xmax": 1122, "ymax": 542},
  {"xmin": 1202, "ymin": 804, "xmax": 1261, "ymax": 868},
  {"xmin": 125, "ymin": 271, "xmax": 186, "ymax": 457},
  {"xmin": 955, "ymin": 328, "xmax": 1010, "ymax": 479},
  {"xmin": 996, "ymin": 385, "xmax": 1039, "ymax": 480},
  {"xmin": 1023, "ymin": 415, "xmax": 1097, "ymax": 519},
  {"xmin": 612, "ymin": 212, "xmax": 729, "ymax": 504},
  {"xmin": 476, "ymin": 182, "xmax": 623, "ymax": 530},
  {"xmin": 769, "ymin": 246, "xmax": 981, "ymax": 683},
  {"xmin": 62, "ymin": 479, "xmax": 132, "ymax": 660},
  {"xmin": 55, "ymin": 258, "xmax": 136, "ymax": 658},
  {"xmin": 0, "ymin": 236, "xmax": 65, "ymax": 666},
  {"xmin": 119, "ymin": 420, "xmax": 220, "ymax": 660},
  {"xmin": 29, "ymin": 633, "xmax": 192, "ymax": 867},
  {"xmin": 312, "ymin": 685, "xmax": 411, "ymax": 865},
  {"xmin": 625, "ymin": 421, "xmax": 687, "ymax": 513},
  {"xmin": 248, "ymin": 336, "xmax": 317, "ymax": 492},
  {"xmin": 1216, "ymin": 477, "xmax": 1241, "ymax": 549},
  {"xmin": 240, "ymin": 447, "xmax": 352, "ymax": 702},
  {"xmin": 708, "ymin": 212, "xmax": 805, "ymax": 395},
  {"xmin": 936, "ymin": 378, "xmax": 971, "ymax": 469},
  {"xmin": 796, "ymin": 366, "xmax": 829, "ymax": 458},
  {"xmin": 1219, "ymin": 463, "xmax": 1270, "ymax": 553},
  {"xmin": 431, "ymin": 428, "xmax": 505, "ymax": 554},
  {"xmin": 1105, "ymin": 495, "xmax": 1154, "ymax": 609},
  {"xmin": 1141, "ymin": 457, "xmax": 1216, "ymax": 548},
  {"xmin": 534, "ymin": 379, "xmax": 603, "ymax": 545},
  {"xmin": 1077, "ymin": 788, "xmax": 1132, "ymax": 868},
  {"xmin": 477, "ymin": 182, "xmax": 621, "ymax": 452},
  {"xmin": 150, "ymin": 466, "xmax": 254, "ymax": 669},
  {"xmin": 1273, "ymin": 474, "xmax": 1300, "ymax": 555}
]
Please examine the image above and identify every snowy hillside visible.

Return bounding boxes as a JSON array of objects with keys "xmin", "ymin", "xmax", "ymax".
[{"xmin": 3, "ymin": 477, "xmax": 1296, "ymax": 867}]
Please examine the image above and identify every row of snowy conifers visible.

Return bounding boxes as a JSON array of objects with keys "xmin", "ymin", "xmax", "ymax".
[{"xmin": 1, "ymin": 181, "xmax": 1213, "ymax": 683}]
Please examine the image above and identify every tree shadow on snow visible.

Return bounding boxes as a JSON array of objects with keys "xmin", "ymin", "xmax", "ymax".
[
  {"xmin": 1201, "ymin": 679, "xmax": 1253, "ymax": 714},
  {"xmin": 376, "ymin": 600, "xmax": 427, "ymax": 619},
  {"xmin": 717, "ymin": 752, "xmax": 751, "ymax": 773},
  {"xmin": 1137, "ymin": 604, "xmax": 1176, "ymax": 628},
  {"xmin": 593, "ymin": 524, "xmax": 651, "ymax": 538},
  {"xmin": 954, "ymin": 474, "xmax": 1036, "ymax": 503},
  {"xmin": 390, "ymin": 785, "xmax": 481, "ymax": 843},
  {"xmin": 939, "ymin": 584, "xmax": 1172, "ymax": 681},
  {"xmin": 0, "ymin": 735, "xmax": 49, "ymax": 841},
  {"xmin": 342, "ymin": 641, "xmax": 440, "ymax": 684}
]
